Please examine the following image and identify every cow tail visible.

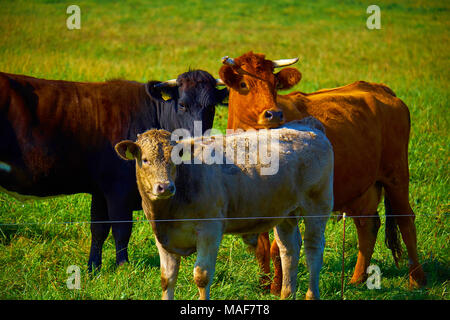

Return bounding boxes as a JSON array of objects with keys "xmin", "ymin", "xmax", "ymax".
[{"xmin": 384, "ymin": 196, "xmax": 402, "ymax": 268}]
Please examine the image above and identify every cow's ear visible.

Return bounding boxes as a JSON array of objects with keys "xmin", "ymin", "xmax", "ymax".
[
  {"xmin": 145, "ymin": 81, "xmax": 179, "ymax": 101},
  {"xmin": 275, "ymin": 68, "xmax": 302, "ymax": 90},
  {"xmin": 158, "ymin": 85, "xmax": 179, "ymax": 101},
  {"xmin": 115, "ymin": 140, "xmax": 142, "ymax": 162},
  {"xmin": 219, "ymin": 65, "xmax": 242, "ymax": 91}
]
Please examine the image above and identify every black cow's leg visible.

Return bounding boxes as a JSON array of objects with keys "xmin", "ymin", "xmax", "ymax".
[
  {"xmin": 106, "ymin": 195, "xmax": 133, "ymax": 267},
  {"xmin": 88, "ymin": 193, "xmax": 111, "ymax": 272}
]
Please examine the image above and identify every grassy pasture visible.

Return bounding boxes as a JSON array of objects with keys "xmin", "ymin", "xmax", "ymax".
[{"xmin": 0, "ymin": 0, "xmax": 449, "ymax": 300}]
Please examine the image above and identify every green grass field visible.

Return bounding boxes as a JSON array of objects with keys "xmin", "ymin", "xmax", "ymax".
[{"xmin": 0, "ymin": 0, "xmax": 448, "ymax": 300}]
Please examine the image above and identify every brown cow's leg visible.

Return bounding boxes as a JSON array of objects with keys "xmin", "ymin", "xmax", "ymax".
[
  {"xmin": 255, "ymin": 232, "xmax": 271, "ymax": 291},
  {"xmin": 385, "ymin": 187, "xmax": 426, "ymax": 288},
  {"xmin": 270, "ymin": 240, "xmax": 282, "ymax": 296},
  {"xmin": 348, "ymin": 184, "xmax": 383, "ymax": 285},
  {"xmin": 350, "ymin": 213, "xmax": 381, "ymax": 284},
  {"xmin": 396, "ymin": 214, "xmax": 426, "ymax": 287}
]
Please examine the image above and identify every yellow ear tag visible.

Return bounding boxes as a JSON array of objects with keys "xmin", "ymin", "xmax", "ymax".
[
  {"xmin": 125, "ymin": 148, "xmax": 134, "ymax": 160},
  {"xmin": 161, "ymin": 92, "xmax": 171, "ymax": 101}
]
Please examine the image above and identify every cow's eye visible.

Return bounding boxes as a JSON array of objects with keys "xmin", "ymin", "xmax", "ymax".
[
  {"xmin": 240, "ymin": 81, "xmax": 247, "ymax": 89},
  {"xmin": 142, "ymin": 158, "xmax": 149, "ymax": 164},
  {"xmin": 179, "ymin": 104, "xmax": 187, "ymax": 112}
]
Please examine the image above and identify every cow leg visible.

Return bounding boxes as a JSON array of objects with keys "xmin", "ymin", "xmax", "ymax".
[
  {"xmin": 384, "ymin": 186, "xmax": 426, "ymax": 288},
  {"xmin": 273, "ymin": 218, "xmax": 301, "ymax": 300},
  {"xmin": 303, "ymin": 214, "xmax": 328, "ymax": 300},
  {"xmin": 396, "ymin": 215, "xmax": 426, "ymax": 288},
  {"xmin": 256, "ymin": 233, "xmax": 272, "ymax": 290},
  {"xmin": 344, "ymin": 183, "xmax": 382, "ymax": 284},
  {"xmin": 270, "ymin": 213, "xmax": 305, "ymax": 297},
  {"xmin": 241, "ymin": 233, "xmax": 271, "ymax": 290},
  {"xmin": 350, "ymin": 212, "xmax": 381, "ymax": 284},
  {"xmin": 155, "ymin": 236, "xmax": 180, "ymax": 300},
  {"xmin": 105, "ymin": 195, "xmax": 133, "ymax": 267},
  {"xmin": 244, "ymin": 233, "xmax": 271, "ymax": 291},
  {"xmin": 270, "ymin": 239, "xmax": 282, "ymax": 296},
  {"xmin": 88, "ymin": 193, "xmax": 111, "ymax": 272},
  {"xmin": 194, "ymin": 223, "xmax": 222, "ymax": 300}
]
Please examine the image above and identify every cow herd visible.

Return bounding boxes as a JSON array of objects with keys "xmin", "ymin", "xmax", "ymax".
[{"xmin": 0, "ymin": 51, "xmax": 426, "ymax": 299}]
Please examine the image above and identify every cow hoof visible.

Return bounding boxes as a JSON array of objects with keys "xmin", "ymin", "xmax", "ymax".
[
  {"xmin": 270, "ymin": 283, "xmax": 281, "ymax": 296},
  {"xmin": 116, "ymin": 260, "xmax": 129, "ymax": 270},
  {"xmin": 305, "ymin": 289, "xmax": 319, "ymax": 300},
  {"xmin": 409, "ymin": 268, "xmax": 427, "ymax": 288},
  {"xmin": 270, "ymin": 286, "xmax": 281, "ymax": 297},
  {"xmin": 349, "ymin": 273, "xmax": 368, "ymax": 286}
]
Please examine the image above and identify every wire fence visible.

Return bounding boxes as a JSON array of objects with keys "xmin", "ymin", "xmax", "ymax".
[
  {"xmin": 0, "ymin": 207, "xmax": 444, "ymax": 300},
  {"xmin": 0, "ymin": 212, "xmax": 447, "ymax": 227}
]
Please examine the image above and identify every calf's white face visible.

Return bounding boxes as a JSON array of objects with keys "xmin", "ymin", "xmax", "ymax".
[{"xmin": 115, "ymin": 130, "xmax": 177, "ymax": 200}]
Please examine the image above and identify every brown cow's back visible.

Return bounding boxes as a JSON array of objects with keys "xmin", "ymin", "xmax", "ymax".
[
  {"xmin": 0, "ymin": 72, "xmax": 162, "ymax": 199},
  {"xmin": 1, "ymin": 72, "xmax": 149, "ymax": 148},
  {"xmin": 277, "ymin": 80, "xmax": 410, "ymax": 212}
]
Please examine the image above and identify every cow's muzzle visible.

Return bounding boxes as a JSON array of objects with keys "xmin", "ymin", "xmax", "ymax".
[
  {"xmin": 258, "ymin": 109, "xmax": 284, "ymax": 127},
  {"xmin": 153, "ymin": 181, "xmax": 176, "ymax": 199}
]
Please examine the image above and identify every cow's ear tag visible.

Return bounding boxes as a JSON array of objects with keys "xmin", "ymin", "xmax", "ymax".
[
  {"xmin": 161, "ymin": 92, "xmax": 171, "ymax": 101},
  {"xmin": 125, "ymin": 148, "xmax": 135, "ymax": 160},
  {"xmin": 126, "ymin": 143, "xmax": 141, "ymax": 162}
]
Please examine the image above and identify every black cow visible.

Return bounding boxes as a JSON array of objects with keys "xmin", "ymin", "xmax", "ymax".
[{"xmin": 0, "ymin": 70, "xmax": 228, "ymax": 271}]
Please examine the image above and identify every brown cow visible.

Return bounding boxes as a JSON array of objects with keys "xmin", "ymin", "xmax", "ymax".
[{"xmin": 219, "ymin": 51, "xmax": 426, "ymax": 294}]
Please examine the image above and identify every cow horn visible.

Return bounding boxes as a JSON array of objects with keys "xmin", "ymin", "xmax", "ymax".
[
  {"xmin": 272, "ymin": 57, "xmax": 299, "ymax": 68},
  {"xmin": 216, "ymin": 78, "xmax": 226, "ymax": 86},
  {"xmin": 221, "ymin": 56, "xmax": 236, "ymax": 66},
  {"xmin": 154, "ymin": 79, "xmax": 178, "ymax": 88}
]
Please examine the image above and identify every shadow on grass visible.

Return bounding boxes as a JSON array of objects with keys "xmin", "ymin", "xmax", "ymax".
[
  {"xmin": 131, "ymin": 254, "xmax": 160, "ymax": 269},
  {"xmin": 0, "ymin": 223, "xmax": 19, "ymax": 245},
  {"xmin": 321, "ymin": 252, "xmax": 449, "ymax": 299},
  {"xmin": 129, "ymin": 237, "xmax": 160, "ymax": 270}
]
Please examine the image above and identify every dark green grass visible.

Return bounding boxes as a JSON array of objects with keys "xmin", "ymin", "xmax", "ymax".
[{"xmin": 0, "ymin": 0, "xmax": 449, "ymax": 300}]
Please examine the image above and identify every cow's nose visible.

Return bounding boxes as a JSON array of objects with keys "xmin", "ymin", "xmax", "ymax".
[
  {"xmin": 264, "ymin": 110, "xmax": 284, "ymax": 122},
  {"xmin": 154, "ymin": 182, "xmax": 176, "ymax": 197}
]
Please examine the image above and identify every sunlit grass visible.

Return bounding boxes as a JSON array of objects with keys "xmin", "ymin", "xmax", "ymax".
[{"xmin": 0, "ymin": 0, "xmax": 448, "ymax": 300}]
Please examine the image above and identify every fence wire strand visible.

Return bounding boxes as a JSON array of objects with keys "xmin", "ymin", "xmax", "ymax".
[{"xmin": 0, "ymin": 212, "xmax": 448, "ymax": 227}]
